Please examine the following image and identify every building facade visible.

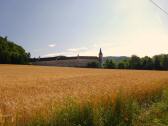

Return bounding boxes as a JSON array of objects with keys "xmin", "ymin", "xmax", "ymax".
[{"xmin": 31, "ymin": 49, "xmax": 103, "ymax": 67}]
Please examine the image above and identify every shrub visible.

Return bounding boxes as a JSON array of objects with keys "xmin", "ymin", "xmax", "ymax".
[{"xmin": 87, "ymin": 62, "xmax": 99, "ymax": 68}]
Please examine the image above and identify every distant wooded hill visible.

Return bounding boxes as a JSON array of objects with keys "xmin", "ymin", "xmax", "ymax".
[
  {"xmin": 103, "ymin": 56, "xmax": 130, "ymax": 63},
  {"xmin": 0, "ymin": 36, "xmax": 30, "ymax": 64}
]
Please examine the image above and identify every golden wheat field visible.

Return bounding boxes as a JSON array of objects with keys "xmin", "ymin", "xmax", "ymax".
[{"xmin": 0, "ymin": 64, "xmax": 168, "ymax": 124}]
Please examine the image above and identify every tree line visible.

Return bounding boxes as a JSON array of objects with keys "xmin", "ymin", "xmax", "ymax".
[
  {"xmin": 103, "ymin": 55, "xmax": 168, "ymax": 70},
  {"xmin": 87, "ymin": 54, "xmax": 168, "ymax": 70},
  {"xmin": 0, "ymin": 36, "xmax": 30, "ymax": 64},
  {"xmin": 1, "ymin": 35, "xmax": 167, "ymax": 69}
]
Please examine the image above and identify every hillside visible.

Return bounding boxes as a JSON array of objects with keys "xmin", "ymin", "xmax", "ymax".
[{"xmin": 103, "ymin": 56, "xmax": 130, "ymax": 63}]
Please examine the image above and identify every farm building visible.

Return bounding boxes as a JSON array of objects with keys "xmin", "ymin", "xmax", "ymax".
[{"xmin": 31, "ymin": 48, "xmax": 103, "ymax": 67}]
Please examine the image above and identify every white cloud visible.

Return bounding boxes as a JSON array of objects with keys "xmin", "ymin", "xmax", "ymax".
[{"xmin": 48, "ymin": 44, "xmax": 56, "ymax": 48}]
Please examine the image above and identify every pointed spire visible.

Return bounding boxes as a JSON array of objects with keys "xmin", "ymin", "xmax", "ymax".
[
  {"xmin": 98, "ymin": 48, "xmax": 103, "ymax": 68},
  {"xmin": 99, "ymin": 48, "xmax": 102, "ymax": 55}
]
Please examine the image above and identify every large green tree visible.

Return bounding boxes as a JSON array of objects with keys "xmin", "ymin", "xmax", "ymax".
[
  {"xmin": 153, "ymin": 55, "xmax": 161, "ymax": 70},
  {"xmin": 160, "ymin": 54, "xmax": 168, "ymax": 70},
  {"xmin": 141, "ymin": 56, "xmax": 153, "ymax": 70},
  {"xmin": 0, "ymin": 36, "xmax": 30, "ymax": 64},
  {"xmin": 129, "ymin": 55, "xmax": 141, "ymax": 69}
]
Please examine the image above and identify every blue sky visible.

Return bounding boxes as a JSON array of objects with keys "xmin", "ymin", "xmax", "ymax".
[{"xmin": 0, "ymin": 0, "xmax": 168, "ymax": 57}]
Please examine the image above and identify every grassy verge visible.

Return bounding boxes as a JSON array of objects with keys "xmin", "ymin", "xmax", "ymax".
[
  {"xmin": 21, "ymin": 88, "xmax": 168, "ymax": 126},
  {"xmin": 1, "ymin": 88, "xmax": 168, "ymax": 126},
  {"xmin": 134, "ymin": 89, "xmax": 168, "ymax": 126}
]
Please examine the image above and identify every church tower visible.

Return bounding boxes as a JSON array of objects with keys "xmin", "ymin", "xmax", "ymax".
[{"xmin": 99, "ymin": 48, "xmax": 103, "ymax": 67}]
